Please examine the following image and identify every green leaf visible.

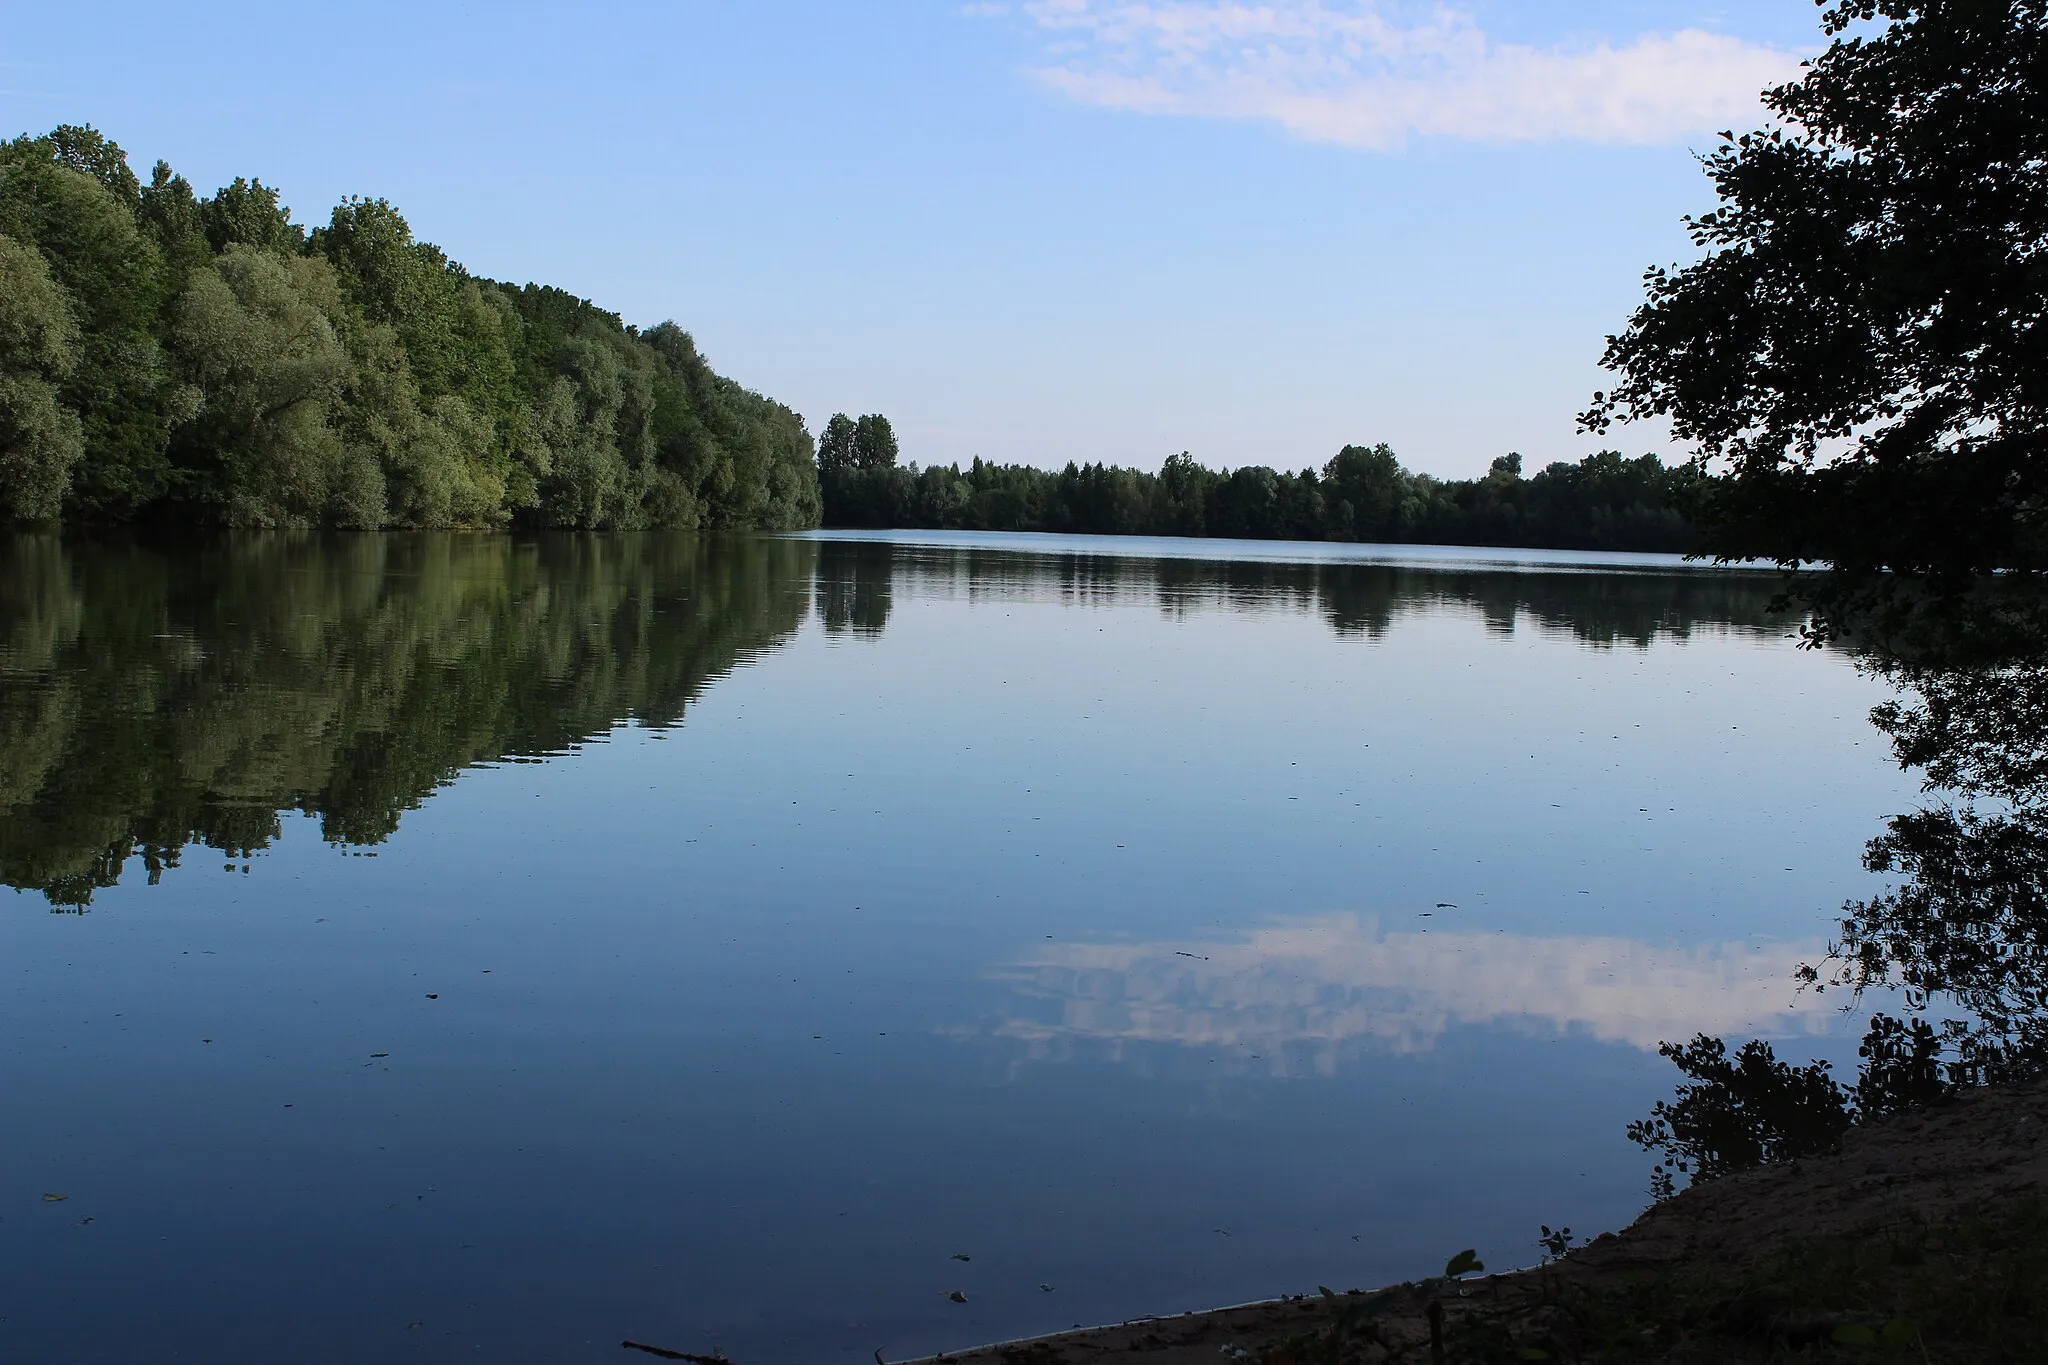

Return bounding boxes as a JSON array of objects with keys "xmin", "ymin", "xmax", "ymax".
[
  {"xmin": 1443, "ymin": 1249, "xmax": 1484, "ymax": 1279},
  {"xmin": 1831, "ymin": 1323, "xmax": 1878, "ymax": 1347}
]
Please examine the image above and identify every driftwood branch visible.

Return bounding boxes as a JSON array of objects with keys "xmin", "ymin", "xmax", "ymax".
[{"xmin": 620, "ymin": 1340, "xmax": 728, "ymax": 1364}]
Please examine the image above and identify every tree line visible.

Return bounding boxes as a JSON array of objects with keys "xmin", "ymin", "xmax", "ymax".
[
  {"xmin": 0, "ymin": 125, "xmax": 821, "ymax": 530},
  {"xmin": 820, "ymin": 419, "xmax": 1700, "ymax": 553},
  {"xmin": 0, "ymin": 119, "xmax": 1702, "ymax": 554}
]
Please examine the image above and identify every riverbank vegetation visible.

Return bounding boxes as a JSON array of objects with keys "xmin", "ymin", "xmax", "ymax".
[
  {"xmin": 821, "ymin": 421, "xmax": 1700, "ymax": 553},
  {"xmin": 0, "ymin": 126, "xmax": 820, "ymax": 530},
  {"xmin": 0, "ymin": 120, "xmax": 1705, "ymax": 551}
]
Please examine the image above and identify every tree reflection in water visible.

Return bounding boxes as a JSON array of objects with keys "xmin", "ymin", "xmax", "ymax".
[
  {"xmin": 1636, "ymin": 641, "xmax": 2048, "ymax": 1191},
  {"xmin": 2, "ymin": 534, "xmax": 1792, "ymax": 914},
  {"xmin": 0, "ymin": 532, "xmax": 817, "ymax": 908},
  {"xmin": 1821, "ymin": 653, "xmax": 2048, "ymax": 1086}
]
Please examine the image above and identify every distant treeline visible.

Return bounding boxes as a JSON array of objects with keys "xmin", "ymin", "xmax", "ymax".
[
  {"xmin": 2, "ymin": 119, "xmax": 1698, "ymax": 551},
  {"xmin": 821, "ymin": 428, "xmax": 1701, "ymax": 553},
  {"xmin": 0, "ymin": 125, "xmax": 820, "ymax": 529}
]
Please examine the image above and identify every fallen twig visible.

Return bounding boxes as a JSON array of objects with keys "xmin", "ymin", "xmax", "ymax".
[{"xmin": 621, "ymin": 1340, "xmax": 726, "ymax": 1364}]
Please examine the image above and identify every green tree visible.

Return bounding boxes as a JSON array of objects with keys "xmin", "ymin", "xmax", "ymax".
[
  {"xmin": 199, "ymin": 177, "xmax": 305, "ymax": 255},
  {"xmin": 315, "ymin": 197, "xmax": 515, "ymax": 414},
  {"xmin": 1321, "ymin": 443, "xmax": 1409, "ymax": 541},
  {"xmin": 137, "ymin": 161, "xmax": 213, "ymax": 280},
  {"xmin": 41, "ymin": 123, "xmax": 141, "ymax": 206},
  {"xmin": 168, "ymin": 245, "xmax": 370, "ymax": 526},
  {"xmin": 852, "ymin": 412, "xmax": 898, "ymax": 470},
  {"xmin": 1583, "ymin": 1, "xmax": 2048, "ymax": 633},
  {"xmin": 1154, "ymin": 451, "xmax": 1210, "ymax": 535},
  {"xmin": 0, "ymin": 234, "xmax": 85, "ymax": 520},
  {"xmin": 0, "ymin": 128, "xmax": 173, "ymax": 516},
  {"xmin": 0, "ymin": 118, "xmax": 827, "ymax": 532},
  {"xmin": 818, "ymin": 412, "xmax": 858, "ymax": 473}
]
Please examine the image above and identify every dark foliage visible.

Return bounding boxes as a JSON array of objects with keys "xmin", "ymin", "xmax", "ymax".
[
  {"xmin": 820, "ymin": 436, "xmax": 1701, "ymax": 553},
  {"xmin": 1628, "ymin": 1036, "xmax": 1854, "ymax": 1195},
  {"xmin": 1641, "ymin": 633, "xmax": 2048, "ymax": 1194},
  {"xmin": 1585, "ymin": 1, "xmax": 2048, "ymax": 638},
  {"xmin": 1803, "ymin": 653, "xmax": 2048, "ymax": 1090}
]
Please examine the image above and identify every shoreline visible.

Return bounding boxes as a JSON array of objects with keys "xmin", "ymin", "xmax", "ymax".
[{"xmin": 903, "ymin": 1078, "xmax": 2048, "ymax": 1363}]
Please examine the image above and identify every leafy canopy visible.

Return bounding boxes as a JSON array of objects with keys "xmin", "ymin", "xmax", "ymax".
[
  {"xmin": 1583, "ymin": 1, "xmax": 2048, "ymax": 625},
  {"xmin": 0, "ymin": 124, "xmax": 823, "ymax": 531}
]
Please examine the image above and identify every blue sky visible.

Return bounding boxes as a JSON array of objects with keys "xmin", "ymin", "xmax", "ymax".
[{"xmin": 2, "ymin": 2, "xmax": 1829, "ymax": 478}]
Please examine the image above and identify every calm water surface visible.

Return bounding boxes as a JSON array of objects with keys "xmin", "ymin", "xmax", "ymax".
[{"xmin": 0, "ymin": 531, "xmax": 1913, "ymax": 1363}]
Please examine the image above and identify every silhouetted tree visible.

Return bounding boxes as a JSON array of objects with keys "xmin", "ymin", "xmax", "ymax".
[
  {"xmin": 818, "ymin": 443, "xmax": 1699, "ymax": 552},
  {"xmin": 1584, "ymin": 1, "xmax": 2048, "ymax": 636}
]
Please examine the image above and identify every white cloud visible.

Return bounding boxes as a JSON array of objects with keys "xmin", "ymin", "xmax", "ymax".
[
  {"xmin": 987, "ymin": 913, "xmax": 1839, "ymax": 1073},
  {"xmin": 1015, "ymin": 1, "xmax": 1803, "ymax": 148}
]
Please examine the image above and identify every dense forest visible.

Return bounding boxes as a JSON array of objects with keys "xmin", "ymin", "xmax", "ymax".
[
  {"xmin": 0, "ymin": 125, "xmax": 821, "ymax": 530},
  {"xmin": 0, "ymin": 120, "xmax": 1701, "ymax": 549},
  {"xmin": 0, "ymin": 119, "xmax": 1704, "ymax": 549},
  {"xmin": 820, "ymin": 417, "xmax": 1700, "ymax": 553}
]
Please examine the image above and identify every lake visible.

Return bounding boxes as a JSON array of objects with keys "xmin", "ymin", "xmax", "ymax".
[{"xmin": 0, "ymin": 529, "xmax": 1916, "ymax": 1363}]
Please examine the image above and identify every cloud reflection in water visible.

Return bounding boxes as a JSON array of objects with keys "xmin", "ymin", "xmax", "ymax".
[{"xmin": 989, "ymin": 914, "xmax": 1834, "ymax": 1075}]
